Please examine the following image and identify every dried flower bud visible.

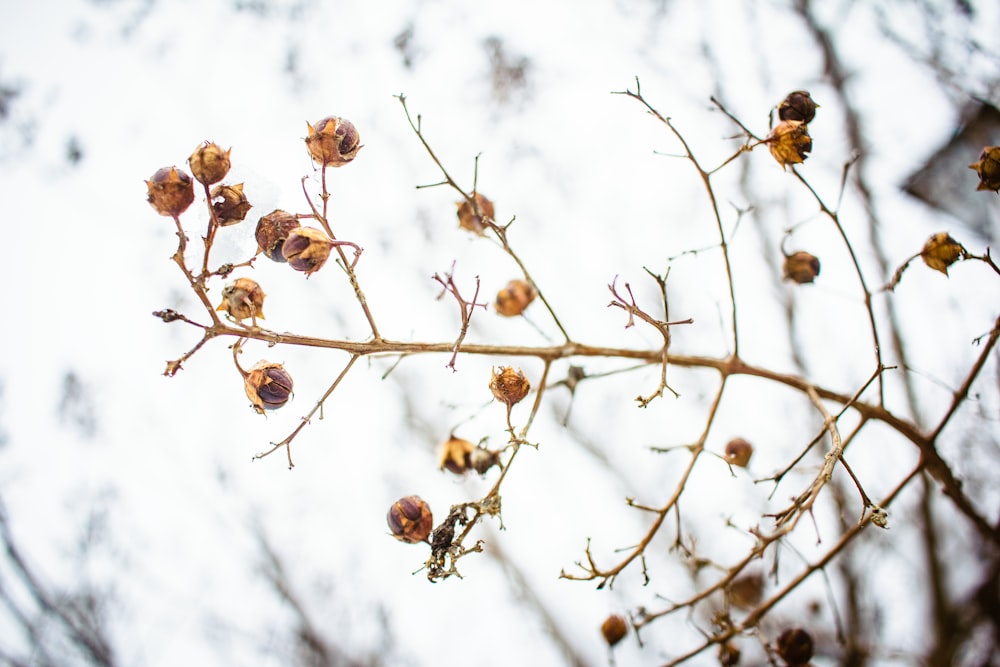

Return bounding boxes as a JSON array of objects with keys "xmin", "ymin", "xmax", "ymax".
[
  {"xmin": 255, "ymin": 210, "xmax": 302, "ymax": 262},
  {"xmin": 305, "ymin": 116, "xmax": 361, "ymax": 167},
  {"xmin": 456, "ymin": 192, "xmax": 495, "ymax": 234},
  {"xmin": 776, "ymin": 627, "xmax": 814, "ymax": 666},
  {"xmin": 387, "ymin": 495, "xmax": 433, "ymax": 544},
  {"xmin": 729, "ymin": 571, "xmax": 763, "ymax": 609},
  {"xmin": 921, "ymin": 232, "xmax": 966, "ymax": 275},
  {"xmin": 244, "ymin": 361, "xmax": 293, "ymax": 413},
  {"xmin": 969, "ymin": 146, "xmax": 1000, "ymax": 192},
  {"xmin": 145, "ymin": 166, "xmax": 195, "ymax": 216},
  {"xmin": 210, "ymin": 183, "xmax": 252, "ymax": 226},
  {"xmin": 216, "ymin": 277, "xmax": 266, "ymax": 321},
  {"xmin": 768, "ymin": 120, "xmax": 812, "ymax": 169},
  {"xmin": 600, "ymin": 614, "xmax": 628, "ymax": 647},
  {"xmin": 439, "ymin": 436, "xmax": 475, "ymax": 474},
  {"xmin": 718, "ymin": 642, "xmax": 741, "ymax": 667},
  {"xmin": 724, "ymin": 438, "xmax": 754, "ymax": 468},
  {"xmin": 778, "ymin": 91, "xmax": 818, "ymax": 124},
  {"xmin": 495, "ymin": 279, "xmax": 537, "ymax": 317},
  {"xmin": 188, "ymin": 141, "xmax": 231, "ymax": 185},
  {"xmin": 489, "ymin": 366, "xmax": 530, "ymax": 408},
  {"xmin": 281, "ymin": 226, "xmax": 334, "ymax": 275},
  {"xmin": 783, "ymin": 251, "xmax": 821, "ymax": 284}
]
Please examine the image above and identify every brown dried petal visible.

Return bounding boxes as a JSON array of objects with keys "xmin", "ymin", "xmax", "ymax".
[
  {"xmin": 920, "ymin": 232, "xmax": 965, "ymax": 275},
  {"xmin": 145, "ymin": 166, "xmax": 195, "ymax": 216},
  {"xmin": 768, "ymin": 120, "xmax": 812, "ymax": 170}
]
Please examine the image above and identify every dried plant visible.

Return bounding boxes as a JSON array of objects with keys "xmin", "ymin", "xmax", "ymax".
[{"xmin": 148, "ymin": 82, "xmax": 1000, "ymax": 665}]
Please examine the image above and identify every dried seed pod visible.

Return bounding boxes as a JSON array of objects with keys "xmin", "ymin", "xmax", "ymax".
[
  {"xmin": 724, "ymin": 438, "xmax": 754, "ymax": 468},
  {"xmin": 145, "ymin": 166, "xmax": 195, "ymax": 216},
  {"xmin": 281, "ymin": 226, "xmax": 335, "ymax": 275},
  {"xmin": 255, "ymin": 210, "xmax": 302, "ymax": 262},
  {"xmin": 600, "ymin": 614, "xmax": 628, "ymax": 647},
  {"xmin": 469, "ymin": 447, "xmax": 500, "ymax": 475},
  {"xmin": 778, "ymin": 91, "xmax": 818, "ymax": 123},
  {"xmin": 775, "ymin": 627, "xmax": 814, "ymax": 666},
  {"xmin": 210, "ymin": 183, "xmax": 252, "ymax": 226},
  {"xmin": 305, "ymin": 116, "xmax": 361, "ymax": 167},
  {"xmin": 768, "ymin": 120, "xmax": 812, "ymax": 169},
  {"xmin": 456, "ymin": 192, "xmax": 495, "ymax": 234},
  {"xmin": 387, "ymin": 495, "xmax": 433, "ymax": 543},
  {"xmin": 969, "ymin": 146, "xmax": 1000, "ymax": 192},
  {"xmin": 216, "ymin": 277, "xmax": 266, "ymax": 321},
  {"xmin": 718, "ymin": 642, "xmax": 742, "ymax": 666},
  {"xmin": 729, "ymin": 570, "xmax": 763, "ymax": 609},
  {"xmin": 783, "ymin": 251, "xmax": 821, "ymax": 284},
  {"xmin": 188, "ymin": 141, "xmax": 231, "ymax": 185},
  {"xmin": 244, "ymin": 361, "xmax": 293, "ymax": 413},
  {"xmin": 439, "ymin": 436, "xmax": 476, "ymax": 474},
  {"xmin": 921, "ymin": 232, "xmax": 966, "ymax": 275},
  {"xmin": 489, "ymin": 366, "xmax": 530, "ymax": 408},
  {"xmin": 495, "ymin": 279, "xmax": 537, "ymax": 317}
]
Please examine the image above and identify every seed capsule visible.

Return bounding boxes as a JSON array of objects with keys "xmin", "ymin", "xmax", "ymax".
[
  {"xmin": 783, "ymin": 251, "xmax": 821, "ymax": 284},
  {"xmin": 775, "ymin": 627, "xmax": 814, "ymax": 666},
  {"xmin": 439, "ymin": 436, "xmax": 476, "ymax": 474},
  {"xmin": 255, "ymin": 210, "xmax": 302, "ymax": 262},
  {"xmin": 243, "ymin": 361, "xmax": 293, "ymax": 413},
  {"xmin": 456, "ymin": 192, "xmax": 495, "ymax": 234},
  {"xmin": 489, "ymin": 366, "xmax": 530, "ymax": 408},
  {"xmin": 778, "ymin": 91, "xmax": 818, "ymax": 123},
  {"xmin": 216, "ymin": 277, "xmax": 266, "ymax": 321},
  {"xmin": 768, "ymin": 120, "xmax": 812, "ymax": 170},
  {"xmin": 724, "ymin": 438, "xmax": 754, "ymax": 468},
  {"xmin": 305, "ymin": 116, "xmax": 361, "ymax": 167},
  {"xmin": 387, "ymin": 495, "xmax": 433, "ymax": 543},
  {"xmin": 921, "ymin": 232, "xmax": 965, "ymax": 275},
  {"xmin": 969, "ymin": 146, "xmax": 1000, "ymax": 192},
  {"xmin": 495, "ymin": 279, "xmax": 537, "ymax": 317},
  {"xmin": 600, "ymin": 614, "xmax": 628, "ymax": 647},
  {"xmin": 188, "ymin": 141, "xmax": 231, "ymax": 185},
  {"xmin": 281, "ymin": 227, "xmax": 335, "ymax": 275},
  {"xmin": 210, "ymin": 183, "xmax": 252, "ymax": 226},
  {"xmin": 145, "ymin": 166, "xmax": 195, "ymax": 216}
]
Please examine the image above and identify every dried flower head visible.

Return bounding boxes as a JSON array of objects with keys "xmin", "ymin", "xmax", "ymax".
[
  {"xmin": 216, "ymin": 277, "xmax": 266, "ymax": 321},
  {"xmin": 439, "ymin": 436, "xmax": 476, "ymax": 474},
  {"xmin": 489, "ymin": 366, "xmax": 530, "ymax": 408},
  {"xmin": 387, "ymin": 495, "xmax": 433, "ymax": 543},
  {"xmin": 281, "ymin": 226, "xmax": 335, "ymax": 275},
  {"xmin": 495, "ymin": 279, "xmax": 537, "ymax": 317},
  {"xmin": 718, "ymin": 642, "xmax": 742, "ymax": 667},
  {"xmin": 188, "ymin": 141, "xmax": 231, "ymax": 185},
  {"xmin": 783, "ymin": 251, "xmax": 821, "ymax": 284},
  {"xmin": 768, "ymin": 120, "xmax": 812, "ymax": 169},
  {"xmin": 456, "ymin": 192, "xmax": 495, "ymax": 234},
  {"xmin": 778, "ymin": 91, "xmax": 818, "ymax": 124},
  {"xmin": 244, "ymin": 361, "xmax": 293, "ymax": 413},
  {"xmin": 305, "ymin": 116, "xmax": 361, "ymax": 167},
  {"xmin": 255, "ymin": 210, "xmax": 302, "ymax": 262},
  {"xmin": 775, "ymin": 627, "xmax": 814, "ymax": 666},
  {"xmin": 600, "ymin": 614, "xmax": 628, "ymax": 647},
  {"xmin": 145, "ymin": 166, "xmax": 195, "ymax": 216},
  {"xmin": 921, "ymin": 232, "xmax": 966, "ymax": 275},
  {"xmin": 210, "ymin": 183, "xmax": 252, "ymax": 226},
  {"xmin": 724, "ymin": 438, "xmax": 754, "ymax": 468},
  {"xmin": 969, "ymin": 146, "xmax": 1000, "ymax": 192}
]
